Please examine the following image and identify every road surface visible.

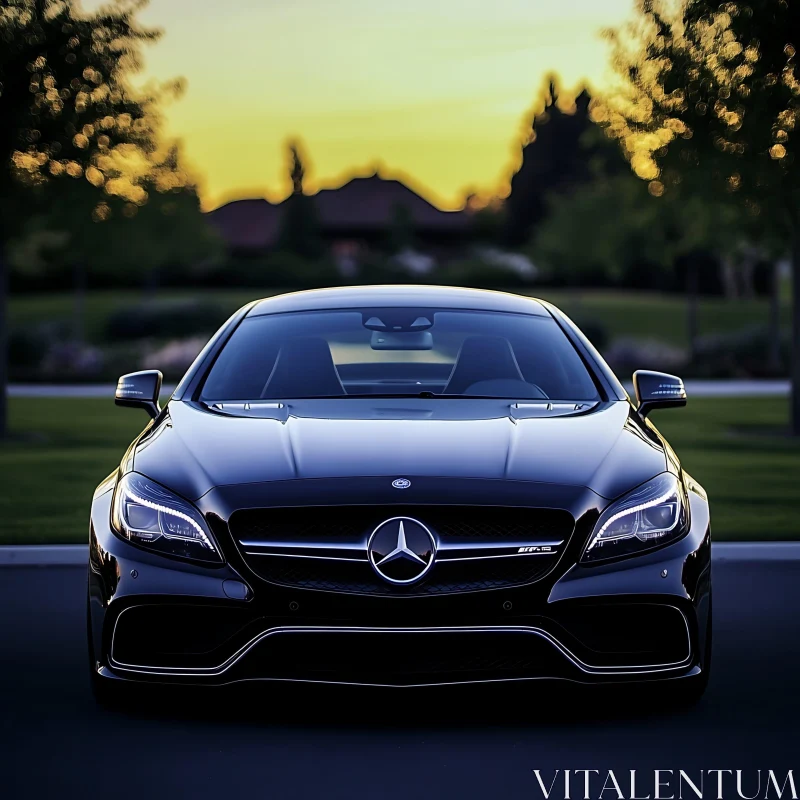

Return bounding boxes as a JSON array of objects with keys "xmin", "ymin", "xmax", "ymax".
[{"xmin": 2, "ymin": 560, "xmax": 799, "ymax": 799}]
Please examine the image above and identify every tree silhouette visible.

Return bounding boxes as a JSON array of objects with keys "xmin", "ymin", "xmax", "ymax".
[
  {"xmin": 288, "ymin": 141, "xmax": 305, "ymax": 196},
  {"xmin": 504, "ymin": 76, "xmax": 624, "ymax": 247},
  {"xmin": 601, "ymin": 0, "xmax": 800, "ymax": 432},
  {"xmin": 388, "ymin": 202, "xmax": 415, "ymax": 253},
  {"xmin": 277, "ymin": 140, "xmax": 322, "ymax": 259},
  {"xmin": 0, "ymin": 0, "xmax": 190, "ymax": 437}
]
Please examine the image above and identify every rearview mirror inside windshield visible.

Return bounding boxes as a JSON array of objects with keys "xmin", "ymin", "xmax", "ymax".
[{"xmin": 370, "ymin": 331, "xmax": 433, "ymax": 350}]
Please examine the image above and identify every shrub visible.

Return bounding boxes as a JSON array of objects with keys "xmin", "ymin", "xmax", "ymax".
[
  {"xmin": 603, "ymin": 338, "xmax": 688, "ymax": 378},
  {"xmin": 8, "ymin": 323, "xmax": 62, "ymax": 372},
  {"xmin": 688, "ymin": 326, "xmax": 788, "ymax": 378},
  {"xmin": 40, "ymin": 341, "xmax": 105, "ymax": 380},
  {"xmin": 106, "ymin": 298, "xmax": 224, "ymax": 341},
  {"xmin": 141, "ymin": 336, "xmax": 207, "ymax": 380},
  {"xmin": 435, "ymin": 259, "xmax": 534, "ymax": 289},
  {"xmin": 568, "ymin": 317, "xmax": 610, "ymax": 352}
]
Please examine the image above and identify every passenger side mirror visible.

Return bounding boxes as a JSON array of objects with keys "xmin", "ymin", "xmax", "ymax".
[
  {"xmin": 115, "ymin": 370, "xmax": 163, "ymax": 419},
  {"xmin": 632, "ymin": 370, "xmax": 686, "ymax": 419}
]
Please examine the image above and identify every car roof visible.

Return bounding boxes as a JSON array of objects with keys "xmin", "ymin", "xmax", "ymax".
[{"xmin": 248, "ymin": 285, "xmax": 550, "ymax": 317}]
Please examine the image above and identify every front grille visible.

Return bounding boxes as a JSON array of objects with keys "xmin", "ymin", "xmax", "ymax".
[
  {"xmin": 249, "ymin": 554, "xmax": 557, "ymax": 595},
  {"xmin": 230, "ymin": 506, "xmax": 574, "ymax": 596},
  {"xmin": 230, "ymin": 506, "xmax": 573, "ymax": 544},
  {"xmin": 241, "ymin": 630, "xmax": 566, "ymax": 685}
]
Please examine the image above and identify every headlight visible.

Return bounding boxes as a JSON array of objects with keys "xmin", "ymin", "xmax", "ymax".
[
  {"xmin": 111, "ymin": 473, "xmax": 222, "ymax": 564},
  {"xmin": 581, "ymin": 473, "xmax": 688, "ymax": 563}
]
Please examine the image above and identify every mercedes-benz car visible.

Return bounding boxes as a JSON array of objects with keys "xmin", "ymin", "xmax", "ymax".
[{"xmin": 87, "ymin": 285, "xmax": 712, "ymax": 705}]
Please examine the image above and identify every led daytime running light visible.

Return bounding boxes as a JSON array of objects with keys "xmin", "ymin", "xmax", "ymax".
[
  {"xmin": 125, "ymin": 489, "xmax": 215, "ymax": 551},
  {"xmin": 591, "ymin": 487, "xmax": 679, "ymax": 547}
]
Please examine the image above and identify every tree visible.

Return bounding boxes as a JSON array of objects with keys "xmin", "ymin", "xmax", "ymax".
[
  {"xmin": 14, "ymin": 143, "xmax": 221, "ymax": 309},
  {"xmin": 504, "ymin": 76, "xmax": 625, "ymax": 247},
  {"xmin": 0, "ymin": 0, "xmax": 189, "ymax": 437},
  {"xmin": 536, "ymin": 165, "xmax": 748, "ymax": 355},
  {"xmin": 532, "ymin": 171, "xmax": 666, "ymax": 284},
  {"xmin": 600, "ymin": 0, "xmax": 800, "ymax": 432},
  {"xmin": 277, "ymin": 140, "xmax": 322, "ymax": 259},
  {"xmin": 388, "ymin": 202, "xmax": 415, "ymax": 253},
  {"xmin": 288, "ymin": 140, "xmax": 305, "ymax": 196}
]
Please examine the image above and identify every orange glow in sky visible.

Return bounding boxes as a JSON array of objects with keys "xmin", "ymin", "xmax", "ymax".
[{"xmin": 87, "ymin": 0, "xmax": 634, "ymax": 210}]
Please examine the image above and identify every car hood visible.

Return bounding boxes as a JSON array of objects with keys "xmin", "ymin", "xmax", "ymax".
[{"xmin": 132, "ymin": 399, "xmax": 667, "ymax": 503}]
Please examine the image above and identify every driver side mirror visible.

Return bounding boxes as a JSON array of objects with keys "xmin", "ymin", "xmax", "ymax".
[
  {"xmin": 115, "ymin": 370, "xmax": 163, "ymax": 419},
  {"xmin": 632, "ymin": 370, "xmax": 686, "ymax": 419}
]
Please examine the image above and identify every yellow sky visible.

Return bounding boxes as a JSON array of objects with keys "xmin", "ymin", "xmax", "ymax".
[{"xmin": 89, "ymin": 0, "xmax": 635, "ymax": 210}]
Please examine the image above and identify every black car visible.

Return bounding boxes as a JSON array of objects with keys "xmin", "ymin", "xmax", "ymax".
[{"xmin": 87, "ymin": 285, "xmax": 711, "ymax": 704}]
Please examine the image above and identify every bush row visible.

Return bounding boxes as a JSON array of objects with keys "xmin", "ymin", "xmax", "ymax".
[
  {"xmin": 10, "ymin": 249, "xmax": 777, "ymax": 297},
  {"xmin": 9, "ymin": 311, "xmax": 789, "ymax": 383}
]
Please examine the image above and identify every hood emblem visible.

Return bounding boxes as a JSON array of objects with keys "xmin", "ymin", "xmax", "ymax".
[
  {"xmin": 392, "ymin": 478, "xmax": 411, "ymax": 489},
  {"xmin": 368, "ymin": 517, "xmax": 435, "ymax": 585}
]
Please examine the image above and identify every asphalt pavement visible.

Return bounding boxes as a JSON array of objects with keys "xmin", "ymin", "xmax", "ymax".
[{"xmin": 2, "ymin": 559, "xmax": 799, "ymax": 800}]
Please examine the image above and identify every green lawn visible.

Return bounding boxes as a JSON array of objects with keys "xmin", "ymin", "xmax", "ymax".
[
  {"xmin": 654, "ymin": 398, "xmax": 800, "ymax": 539},
  {"xmin": 1, "ymin": 398, "xmax": 148, "ymax": 544},
  {"xmin": 9, "ymin": 288, "xmax": 276, "ymax": 344},
  {"xmin": 1, "ymin": 396, "xmax": 797, "ymax": 544},
  {"xmin": 534, "ymin": 289, "xmax": 789, "ymax": 350},
  {"xmin": 9, "ymin": 287, "xmax": 789, "ymax": 350}
]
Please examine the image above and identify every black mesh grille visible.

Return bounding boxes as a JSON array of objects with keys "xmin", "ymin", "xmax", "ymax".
[
  {"xmin": 246, "ymin": 554, "xmax": 557, "ymax": 595},
  {"xmin": 230, "ymin": 506, "xmax": 573, "ymax": 596},
  {"xmin": 242, "ymin": 630, "xmax": 566, "ymax": 684},
  {"xmin": 231, "ymin": 506, "xmax": 573, "ymax": 544}
]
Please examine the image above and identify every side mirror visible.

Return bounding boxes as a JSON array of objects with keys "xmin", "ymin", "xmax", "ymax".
[
  {"xmin": 632, "ymin": 370, "xmax": 686, "ymax": 419},
  {"xmin": 115, "ymin": 370, "xmax": 163, "ymax": 419}
]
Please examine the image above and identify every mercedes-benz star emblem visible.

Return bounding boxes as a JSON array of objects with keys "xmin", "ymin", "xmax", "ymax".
[{"xmin": 368, "ymin": 517, "xmax": 435, "ymax": 585}]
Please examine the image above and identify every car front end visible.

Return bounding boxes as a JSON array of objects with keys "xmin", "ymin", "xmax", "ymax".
[
  {"xmin": 88, "ymin": 431, "xmax": 711, "ymax": 693},
  {"xmin": 87, "ymin": 287, "xmax": 712, "ymax": 700}
]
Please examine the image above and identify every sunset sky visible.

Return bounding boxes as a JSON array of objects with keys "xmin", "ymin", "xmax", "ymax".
[{"xmin": 88, "ymin": 0, "xmax": 635, "ymax": 210}]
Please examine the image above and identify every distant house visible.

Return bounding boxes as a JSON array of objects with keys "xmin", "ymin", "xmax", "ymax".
[
  {"xmin": 205, "ymin": 198, "xmax": 282, "ymax": 257},
  {"xmin": 207, "ymin": 174, "xmax": 469, "ymax": 259}
]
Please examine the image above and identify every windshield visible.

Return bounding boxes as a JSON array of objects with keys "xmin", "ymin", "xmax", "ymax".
[{"xmin": 200, "ymin": 307, "xmax": 600, "ymax": 401}]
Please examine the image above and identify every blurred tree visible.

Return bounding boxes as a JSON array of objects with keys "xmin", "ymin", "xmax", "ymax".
[
  {"xmin": 464, "ymin": 193, "xmax": 505, "ymax": 245},
  {"xmin": 277, "ymin": 140, "xmax": 322, "ymax": 260},
  {"xmin": 599, "ymin": 0, "xmax": 800, "ymax": 432},
  {"xmin": 532, "ymin": 172, "xmax": 664, "ymax": 286},
  {"xmin": 123, "ymin": 145, "xmax": 223, "ymax": 297},
  {"xmin": 531, "ymin": 158, "xmax": 744, "ymax": 359},
  {"xmin": 10, "ymin": 148, "xmax": 220, "ymax": 340},
  {"xmin": 504, "ymin": 76, "xmax": 626, "ymax": 247},
  {"xmin": 288, "ymin": 140, "xmax": 305, "ymax": 196},
  {"xmin": 23, "ymin": 145, "xmax": 222, "ymax": 300},
  {"xmin": 0, "ymin": 0, "xmax": 195, "ymax": 437},
  {"xmin": 387, "ymin": 202, "xmax": 415, "ymax": 253}
]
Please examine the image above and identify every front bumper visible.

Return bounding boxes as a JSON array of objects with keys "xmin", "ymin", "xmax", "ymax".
[{"xmin": 88, "ymin": 489, "xmax": 712, "ymax": 688}]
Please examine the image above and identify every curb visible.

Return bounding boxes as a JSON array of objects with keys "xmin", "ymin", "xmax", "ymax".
[
  {"xmin": 710, "ymin": 542, "xmax": 800, "ymax": 562},
  {"xmin": 0, "ymin": 545, "xmax": 89, "ymax": 565},
  {"xmin": 9, "ymin": 381, "xmax": 790, "ymax": 399},
  {"xmin": 9, "ymin": 384, "xmax": 177, "ymax": 399},
  {"xmin": 1, "ymin": 542, "xmax": 800, "ymax": 567}
]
